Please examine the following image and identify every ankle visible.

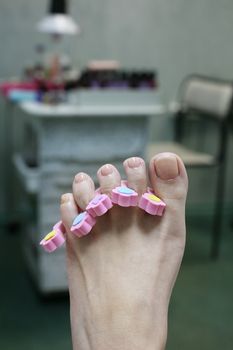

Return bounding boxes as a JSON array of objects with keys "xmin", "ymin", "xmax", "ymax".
[{"xmin": 71, "ymin": 294, "xmax": 168, "ymax": 350}]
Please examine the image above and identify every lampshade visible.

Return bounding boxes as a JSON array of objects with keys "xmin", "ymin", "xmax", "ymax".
[{"xmin": 37, "ymin": 0, "xmax": 79, "ymax": 35}]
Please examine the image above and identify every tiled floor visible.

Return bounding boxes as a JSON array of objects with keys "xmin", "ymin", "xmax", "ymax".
[{"xmin": 1, "ymin": 217, "xmax": 233, "ymax": 350}]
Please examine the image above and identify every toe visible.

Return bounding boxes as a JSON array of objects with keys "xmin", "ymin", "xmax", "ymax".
[
  {"xmin": 97, "ymin": 164, "xmax": 121, "ymax": 196},
  {"xmin": 149, "ymin": 152, "xmax": 188, "ymax": 201},
  {"xmin": 73, "ymin": 172, "xmax": 95, "ymax": 210},
  {"xmin": 60, "ymin": 193, "xmax": 78, "ymax": 231},
  {"xmin": 123, "ymin": 157, "xmax": 147, "ymax": 196}
]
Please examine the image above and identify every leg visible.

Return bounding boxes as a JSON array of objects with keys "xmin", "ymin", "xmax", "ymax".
[{"xmin": 60, "ymin": 153, "xmax": 188, "ymax": 350}]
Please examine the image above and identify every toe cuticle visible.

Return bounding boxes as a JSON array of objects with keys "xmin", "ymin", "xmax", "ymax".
[
  {"xmin": 126, "ymin": 157, "xmax": 142, "ymax": 169},
  {"xmin": 61, "ymin": 193, "xmax": 72, "ymax": 204},
  {"xmin": 100, "ymin": 164, "xmax": 114, "ymax": 176},
  {"xmin": 75, "ymin": 173, "xmax": 87, "ymax": 183}
]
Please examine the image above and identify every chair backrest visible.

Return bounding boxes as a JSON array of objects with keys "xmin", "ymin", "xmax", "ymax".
[
  {"xmin": 175, "ymin": 75, "xmax": 233, "ymax": 162},
  {"xmin": 180, "ymin": 75, "xmax": 233, "ymax": 120}
]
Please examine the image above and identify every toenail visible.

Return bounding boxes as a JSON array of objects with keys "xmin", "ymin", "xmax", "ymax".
[
  {"xmin": 154, "ymin": 154, "xmax": 179, "ymax": 180},
  {"xmin": 75, "ymin": 173, "xmax": 87, "ymax": 183},
  {"xmin": 61, "ymin": 193, "xmax": 72, "ymax": 204},
  {"xmin": 126, "ymin": 157, "xmax": 142, "ymax": 169},
  {"xmin": 100, "ymin": 164, "xmax": 114, "ymax": 176}
]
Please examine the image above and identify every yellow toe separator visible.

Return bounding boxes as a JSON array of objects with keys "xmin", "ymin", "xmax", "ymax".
[
  {"xmin": 44, "ymin": 230, "xmax": 56, "ymax": 241},
  {"xmin": 148, "ymin": 194, "xmax": 161, "ymax": 202}
]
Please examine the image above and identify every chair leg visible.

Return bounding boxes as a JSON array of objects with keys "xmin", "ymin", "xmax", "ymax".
[{"xmin": 210, "ymin": 163, "xmax": 226, "ymax": 259}]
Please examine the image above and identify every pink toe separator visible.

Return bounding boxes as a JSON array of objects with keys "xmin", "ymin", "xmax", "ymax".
[
  {"xmin": 40, "ymin": 184, "xmax": 166, "ymax": 253},
  {"xmin": 138, "ymin": 188, "xmax": 166, "ymax": 216},
  {"xmin": 86, "ymin": 194, "xmax": 113, "ymax": 217},
  {"xmin": 111, "ymin": 185, "xmax": 138, "ymax": 207},
  {"xmin": 40, "ymin": 221, "xmax": 66, "ymax": 253},
  {"xmin": 71, "ymin": 211, "xmax": 96, "ymax": 237}
]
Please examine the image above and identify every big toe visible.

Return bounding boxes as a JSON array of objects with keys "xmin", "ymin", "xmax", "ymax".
[{"xmin": 149, "ymin": 152, "xmax": 188, "ymax": 202}]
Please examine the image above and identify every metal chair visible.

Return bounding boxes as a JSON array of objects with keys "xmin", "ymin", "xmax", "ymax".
[{"xmin": 147, "ymin": 74, "xmax": 233, "ymax": 259}]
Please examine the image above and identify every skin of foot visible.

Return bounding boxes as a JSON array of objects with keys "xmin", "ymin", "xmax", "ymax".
[{"xmin": 60, "ymin": 153, "xmax": 188, "ymax": 350}]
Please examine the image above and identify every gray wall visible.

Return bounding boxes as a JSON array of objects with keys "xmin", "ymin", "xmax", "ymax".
[{"xmin": 0, "ymin": 0, "xmax": 233, "ymax": 212}]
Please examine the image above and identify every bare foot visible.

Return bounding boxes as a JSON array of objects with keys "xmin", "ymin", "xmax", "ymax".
[{"xmin": 60, "ymin": 153, "xmax": 188, "ymax": 350}]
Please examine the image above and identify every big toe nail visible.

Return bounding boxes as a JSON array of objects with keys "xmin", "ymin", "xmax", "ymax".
[
  {"xmin": 154, "ymin": 153, "xmax": 179, "ymax": 180},
  {"xmin": 150, "ymin": 152, "xmax": 188, "ymax": 201}
]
